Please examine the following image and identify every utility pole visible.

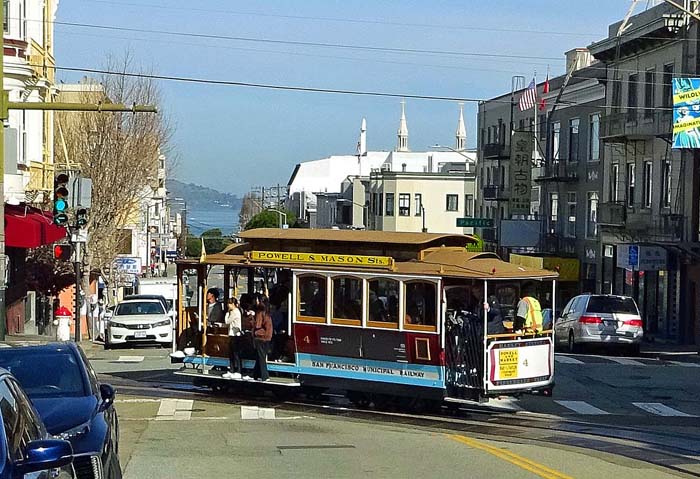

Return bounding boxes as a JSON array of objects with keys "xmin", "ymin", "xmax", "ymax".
[{"xmin": 0, "ymin": 4, "xmax": 156, "ymax": 340}]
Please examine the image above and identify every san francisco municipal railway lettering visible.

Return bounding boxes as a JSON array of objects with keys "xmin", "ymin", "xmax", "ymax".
[
  {"xmin": 248, "ymin": 250, "xmax": 393, "ymax": 268},
  {"xmin": 310, "ymin": 360, "xmax": 425, "ymax": 377}
]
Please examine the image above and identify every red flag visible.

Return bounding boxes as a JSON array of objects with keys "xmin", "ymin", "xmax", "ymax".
[{"xmin": 539, "ymin": 75, "xmax": 549, "ymax": 111}]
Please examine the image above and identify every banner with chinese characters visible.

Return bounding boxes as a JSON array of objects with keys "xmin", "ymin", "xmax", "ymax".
[
  {"xmin": 508, "ymin": 131, "xmax": 533, "ymax": 215},
  {"xmin": 672, "ymin": 77, "xmax": 700, "ymax": 148}
]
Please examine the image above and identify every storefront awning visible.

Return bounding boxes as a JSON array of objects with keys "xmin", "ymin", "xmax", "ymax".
[{"xmin": 5, "ymin": 205, "xmax": 67, "ymax": 249}]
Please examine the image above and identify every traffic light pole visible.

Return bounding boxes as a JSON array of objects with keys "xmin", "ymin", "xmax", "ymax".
[
  {"xmin": 73, "ymin": 241, "xmax": 81, "ymax": 342},
  {"xmin": 0, "ymin": 1, "xmax": 156, "ymax": 340}
]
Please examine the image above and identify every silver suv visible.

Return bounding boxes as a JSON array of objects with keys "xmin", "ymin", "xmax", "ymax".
[{"xmin": 554, "ymin": 294, "xmax": 644, "ymax": 355}]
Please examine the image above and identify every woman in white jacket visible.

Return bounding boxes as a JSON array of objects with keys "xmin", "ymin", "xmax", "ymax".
[{"xmin": 223, "ymin": 298, "xmax": 243, "ymax": 379}]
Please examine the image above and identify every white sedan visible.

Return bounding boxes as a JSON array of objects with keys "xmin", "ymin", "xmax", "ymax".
[{"xmin": 105, "ymin": 299, "xmax": 172, "ymax": 349}]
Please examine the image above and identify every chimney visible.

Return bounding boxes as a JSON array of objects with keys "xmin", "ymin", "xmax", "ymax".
[{"xmin": 565, "ymin": 48, "xmax": 592, "ymax": 72}]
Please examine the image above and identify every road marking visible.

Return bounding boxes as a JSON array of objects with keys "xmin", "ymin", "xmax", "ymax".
[
  {"xmin": 555, "ymin": 400, "xmax": 610, "ymax": 415},
  {"xmin": 632, "ymin": 402, "xmax": 696, "ymax": 417},
  {"xmin": 669, "ymin": 361, "xmax": 700, "ymax": 368},
  {"xmin": 116, "ymin": 398, "xmax": 160, "ymax": 404},
  {"xmin": 156, "ymin": 398, "xmax": 194, "ymax": 420},
  {"xmin": 116, "ymin": 356, "xmax": 144, "ymax": 363},
  {"xmin": 241, "ymin": 406, "xmax": 276, "ymax": 420},
  {"xmin": 604, "ymin": 357, "xmax": 645, "ymax": 366},
  {"xmin": 449, "ymin": 434, "xmax": 573, "ymax": 479},
  {"xmin": 554, "ymin": 355, "xmax": 584, "ymax": 364}
]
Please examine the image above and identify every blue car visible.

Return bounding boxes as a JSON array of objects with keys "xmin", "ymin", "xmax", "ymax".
[
  {"xmin": 0, "ymin": 343, "xmax": 121, "ymax": 479},
  {"xmin": 0, "ymin": 367, "xmax": 75, "ymax": 478}
]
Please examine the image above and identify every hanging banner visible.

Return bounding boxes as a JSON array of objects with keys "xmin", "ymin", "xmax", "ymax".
[
  {"xmin": 508, "ymin": 131, "xmax": 533, "ymax": 215},
  {"xmin": 672, "ymin": 77, "xmax": 700, "ymax": 148}
]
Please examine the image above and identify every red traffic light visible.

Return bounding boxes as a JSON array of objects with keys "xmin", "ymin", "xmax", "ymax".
[{"xmin": 53, "ymin": 244, "xmax": 73, "ymax": 261}]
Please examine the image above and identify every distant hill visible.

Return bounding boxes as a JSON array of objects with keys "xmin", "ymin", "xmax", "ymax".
[{"xmin": 166, "ymin": 179, "xmax": 242, "ymax": 211}]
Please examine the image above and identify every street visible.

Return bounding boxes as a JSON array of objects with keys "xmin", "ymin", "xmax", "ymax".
[{"xmin": 85, "ymin": 343, "xmax": 700, "ymax": 478}]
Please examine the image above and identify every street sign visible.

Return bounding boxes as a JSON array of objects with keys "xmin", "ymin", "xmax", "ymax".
[
  {"xmin": 628, "ymin": 245, "xmax": 639, "ymax": 267},
  {"xmin": 114, "ymin": 257, "xmax": 142, "ymax": 275},
  {"xmin": 457, "ymin": 218, "xmax": 494, "ymax": 228}
]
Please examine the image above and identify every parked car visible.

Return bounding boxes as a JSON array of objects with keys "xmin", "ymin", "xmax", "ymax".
[
  {"xmin": 554, "ymin": 294, "xmax": 644, "ymax": 355},
  {"xmin": 106, "ymin": 298, "xmax": 172, "ymax": 348},
  {"xmin": 0, "ymin": 343, "xmax": 120, "ymax": 479}
]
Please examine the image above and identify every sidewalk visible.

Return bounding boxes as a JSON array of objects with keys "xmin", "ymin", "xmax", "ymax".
[
  {"xmin": 639, "ymin": 340, "xmax": 699, "ymax": 361},
  {"xmin": 3, "ymin": 333, "xmax": 104, "ymax": 355}
]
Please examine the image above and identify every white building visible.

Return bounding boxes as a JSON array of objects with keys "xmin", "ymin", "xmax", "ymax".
[
  {"xmin": 4, "ymin": 0, "xmax": 58, "ymax": 204},
  {"xmin": 288, "ymin": 103, "xmax": 476, "ymax": 232}
]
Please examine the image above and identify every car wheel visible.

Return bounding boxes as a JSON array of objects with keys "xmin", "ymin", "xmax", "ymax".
[{"xmin": 567, "ymin": 331, "xmax": 579, "ymax": 354}]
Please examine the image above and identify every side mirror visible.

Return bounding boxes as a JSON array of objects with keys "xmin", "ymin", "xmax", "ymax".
[
  {"xmin": 17, "ymin": 439, "xmax": 73, "ymax": 474},
  {"xmin": 99, "ymin": 383, "xmax": 115, "ymax": 411}
]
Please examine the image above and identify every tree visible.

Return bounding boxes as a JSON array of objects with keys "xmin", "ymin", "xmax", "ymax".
[
  {"xmin": 54, "ymin": 52, "xmax": 172, "ymax": 293},
  {"xmin": 185, "ymin": 235, "xmax": 201, "ymax": 258},
  {"xmin": 201, "ymin": 228, "xmax": 231, "ymax": 254},
  {"xmin": 26, "ymin": 245, "xmax": 75, "ymax": 296},
  {"xmin": 244, "ymin": 209, "xmax": 297, "ymax": 230}
]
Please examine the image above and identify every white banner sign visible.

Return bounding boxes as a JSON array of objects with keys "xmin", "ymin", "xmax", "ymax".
[{"xmin": 486, "ymin": 337, "xmax": 553, "ymax": 392}]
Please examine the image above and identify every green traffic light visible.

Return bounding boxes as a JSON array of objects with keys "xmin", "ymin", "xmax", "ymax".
[{"xmin": 55, "ymin": 198, "xmax": 67, "ymax": 212}]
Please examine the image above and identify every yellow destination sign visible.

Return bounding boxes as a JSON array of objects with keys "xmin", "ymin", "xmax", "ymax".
[{"xmin": 249, "ymin": 250, "xmax": 394, "ymax": 268}]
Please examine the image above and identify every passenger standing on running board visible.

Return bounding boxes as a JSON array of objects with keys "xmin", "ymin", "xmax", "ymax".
[
  {"xmin": 252, "ymin": 302, "xmax": 273, "ymax": 382},
  {"xmin": 223, "ymin": 298, "xmax": 243, "ymax": 380}
]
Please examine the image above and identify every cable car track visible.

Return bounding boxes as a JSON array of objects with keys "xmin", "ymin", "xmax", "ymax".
[{"xmin": 105, "ymin": 375, "xmax": 700, "ymax": 478}]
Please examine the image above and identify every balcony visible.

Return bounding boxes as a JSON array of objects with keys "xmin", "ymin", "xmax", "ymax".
[
  {"xmin": 601, "ymin": 109, "xmax": 672, "ymax": 142},
  {"xmin": 482, "ymin": 142, "xmax": 509, "ymax": 159},
  {"xmin": 598, "ymin": 202, "xmax": 626, "ymax": 227},
  {"xmin": 482, "ymin": 185, "xmax": 509, "ymax": 201},
  {"xmin": 625, "ymin": 213, "xmax": 685, "ymax": 242},
  {"xmin": 535, "ymin": 159, "xmax": 578, "ymax": 183}
]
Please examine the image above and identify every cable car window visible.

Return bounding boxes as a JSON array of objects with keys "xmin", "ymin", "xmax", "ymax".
[
  {"xmin": 367, "ymin": 278, "xmax": 399, "ymax": 328},
  {"xmin": 332, "ymin": 276, "xmax": 362, "ymax": 326},
  {"xmin": 404, "ymin": 281, "xmax": 437, "ymax": 332},
  {"xmin": 298, "ymin": 275, "xmax": 327, "ymax": 323}
]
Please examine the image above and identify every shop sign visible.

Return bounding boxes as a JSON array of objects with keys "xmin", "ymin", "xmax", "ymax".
[
  {"xmin": 616, "ymin": 244, "xmax": 667, "ymax": 271},
  {"xmin": 113, "ymin": 257, "xmax": 141, "ymax": 275},
  {"xmin": 248, "ymin": 250, "xmax": 393, "ymax": 268},
  {"xmin": 508, "ymin": 131, "xmax": 533, "ymax": 215}
]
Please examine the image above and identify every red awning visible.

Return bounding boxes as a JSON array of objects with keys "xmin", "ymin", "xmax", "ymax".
[{"xmin": 5, "ymin": 205, "xmax": 67, "ymax": 249}]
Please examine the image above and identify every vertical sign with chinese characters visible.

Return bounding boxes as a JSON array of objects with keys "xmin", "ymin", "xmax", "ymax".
[{"xmin": 509, "ymin": 131, "xmax": 533, "ymax": 215}]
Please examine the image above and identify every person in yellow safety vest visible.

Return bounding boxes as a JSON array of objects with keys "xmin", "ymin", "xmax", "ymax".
[{"xmin": 515, "ymin": 294, "xmax": 543, "ymax": 332}]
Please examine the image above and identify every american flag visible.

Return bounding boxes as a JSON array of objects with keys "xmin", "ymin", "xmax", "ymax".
[{"xmin": 519, "ymin": 79, "xmax": 537, "ymax": 111}]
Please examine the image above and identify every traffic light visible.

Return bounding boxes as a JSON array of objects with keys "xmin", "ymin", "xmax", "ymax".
[
  {"xmin": 76, "ymin": 208, "xmax": 88, "ymax": 228},
  {"xmin": 53, "ymin": 244, "xmax": 73, "ymax": 261},
  {"xmin": 53, "ymin": 172, "xmax": 70, "ymax": 226}
]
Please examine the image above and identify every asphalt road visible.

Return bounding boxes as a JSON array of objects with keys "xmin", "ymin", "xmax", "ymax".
[{"xmin": 84, "ymin": 344, "xmax": 700, "ymax": 478}]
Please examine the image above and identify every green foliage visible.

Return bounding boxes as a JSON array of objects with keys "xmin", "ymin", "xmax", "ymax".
[
  {"xmin": 185, "ymin": 235, "xmax": 201, "ymax": 258},
  {"xmin": 244, "ymin": 209, "xmax": 297, "ymax": 230},
  {"xmin": 185, "ymin": 228, "xmax": 232, "ymax": 257}
]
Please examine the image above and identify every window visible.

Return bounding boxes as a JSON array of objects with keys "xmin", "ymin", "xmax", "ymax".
[
  {"xmin": 611, "ymin": 164, "xmax": 620, "ymax": 202},
  {"xmin": 552, "ymin": 122, "xmax": 560, "ymax": 160},
  {"xmin": 378, "ymin": 193, "xmax": 383, "ymax": 216},
  {"xmin": 627, "ymin": 163, "xmax": 636, "ymax": 207},
  {"xmin": 2, "ymin": 0, "xmax": 7, "ymax": 34},
  {"xmin": 661, "ymin": 160, "xmax": 671, "ymax": 208},
  {"xmin": 332, "ymin": 277, "xmax": 362, "ymax": 325},
  {"xmin": 414, "ymin": 193, "xmax": 422, "ymax": 216},
  {"xmin": 465, "ymin": 194, "xmax": 474, "ymax": 217},
  {"xmin": 398, "ymin": 193, "xmax": 410, "ymax": 216},
  {"xmin": 518, "ymin": 118, "xmax": 524, "ymax": 131},
  {"xmin": 487, "ymin": 126, "xmax": 492, "ymax": 144},
  {"xmin": 368, "ymin": 278, "xmax": 399, "ymax": 327},
  {"xmin": 568, "ymin": 118, "xmax": 580, "ymax": 162},
  {"xmin": 538, "ymin": 114, "xmax": 547, "ymax": 140},
  {"xmin": 587, "ymin": 192, "xmax": 599, "ymax": 238},
  {"xmin": 446, "ymin": 194, "xmax": 458, "ymax": 212},
  {"xmin": 498, "ymin": 118, "xmax": 505, "ymax": 145},
  {"xmin": 643, "ymin": 161, "xmax": 653, "ymax": 208},
  {"xmin": 385, "ymin": 193, "xmax": 394, "ymax": 216},
  {"xmin": 404, "ymin": 282, "xmax": 437, "ymax": 331},
  {"xmin": 644, "ymin": 68, "xmax": 655, "ymax": 118},
  {"xmin": 627, "ymin": 73, "xmax": 638, "ymax": 121},
  {"xmin": 589, "ymin": 113, "xmax": 600, "ymax": 161},
  {"xmin": 566, "ymin": 192, "xmax": 576, "ymax": 238},
  {"xmin": 298, "ymin": 275, "xmax": 327, "ymax": 322},
  {"xmin": 549, "ymin": 192, "xmax": 559, "ymax": 231},
  {"xmin": 611, "ymin": 72, "xmax": 622, "ymax": 114},
  {"xmin": 662, "ymin": 63, "xmax": 674, "ymax": 109}
]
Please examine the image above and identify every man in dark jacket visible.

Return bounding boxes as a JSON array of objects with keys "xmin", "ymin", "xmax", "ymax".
[{"xmin": 206, "ymin": 288, "xmax": 225, "ymax": 326}]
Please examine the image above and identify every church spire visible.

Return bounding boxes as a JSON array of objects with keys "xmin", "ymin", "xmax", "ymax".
[
  {"xmin": 455, "ymin": 102, "xmax": 466, "ymax": 151},
  {"xmin": 397, "ymin": 100, "xmax": 409, "ymax": 152},
  {"xmin": 358, "ymin": 117, "xmax": 367, "ymax": 156}
]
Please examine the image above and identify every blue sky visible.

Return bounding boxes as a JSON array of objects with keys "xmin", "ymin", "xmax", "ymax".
[{"xmin": 55, "ymin": 0, "xmax": 631, "ymax": 195}]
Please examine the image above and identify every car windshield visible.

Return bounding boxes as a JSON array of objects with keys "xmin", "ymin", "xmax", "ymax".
[
  {"xmin": 586, "ymin": 296, "xmax": 639, "ymax": 315},
  {"xmin": 0, "ymin": 349, "xmax": 88, "ymax": 398},
  {"xmin": 115, "ymin": 301, "xmax": 165, "ymax": 315}
]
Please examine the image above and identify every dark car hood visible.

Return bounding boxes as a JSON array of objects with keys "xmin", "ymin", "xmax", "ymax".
[{"xmin": 32, "ymin": 396, "xmax": 97, "ymax": 436}]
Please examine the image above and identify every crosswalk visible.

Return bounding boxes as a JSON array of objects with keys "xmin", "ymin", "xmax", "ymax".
[
  {"xmin": 551, "ymin": 400, "xmax": 695, "ymax": 417},
  {"xmin": 554, "ymin": 353, "xmax": 700, "ymax": 368}
]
